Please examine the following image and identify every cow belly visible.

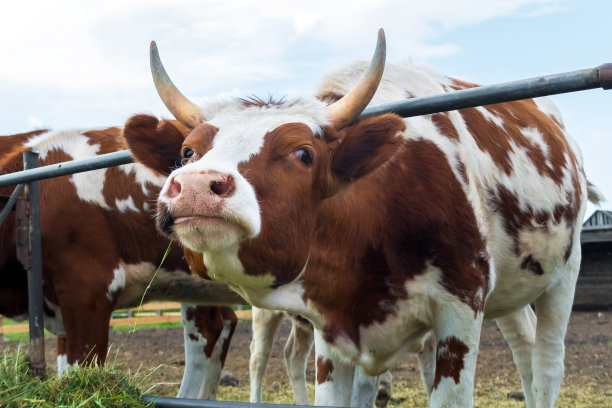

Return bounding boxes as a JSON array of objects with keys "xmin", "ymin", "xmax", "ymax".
[
  {"xmin": 353, "ymin": 318, "xmax": 430, "ymax": 376},
  {"xmin": 482, "ymin": 219, "xmax": 579, "ymax": 318},
  {"xmin": 484, "ymin": 256, "xmax": 570, "ymax": 319},
  {"xmin": 322, "ymin": 269, "xmax": 446, "ymax": 376},
  {"xmin": 484, "ymin": 274, "xmax": 551, "ymax": 319}
]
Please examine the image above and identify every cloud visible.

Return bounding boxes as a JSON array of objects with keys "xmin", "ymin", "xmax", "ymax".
[
  {"xmin": 1, "ymin": 0, "xmax": 561, "ymax": 91},
  {"xmin": 27, "ymin": 117, "xmax": 46, "ymax": 130},
  {"xmin": 0, "ymin": 0, "xmax": 566, "ymax": 133}
]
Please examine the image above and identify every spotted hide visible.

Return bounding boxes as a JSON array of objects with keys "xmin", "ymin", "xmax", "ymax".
[
  {"xmin": 124, "ymin": 33, "xmax": 604, "ymax": 408},
  {"xmin": 0, "ymin": 125, "xmax": 244, "ymax": 400}
]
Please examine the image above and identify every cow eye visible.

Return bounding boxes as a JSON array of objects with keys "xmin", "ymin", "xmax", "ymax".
[
  {"xmin": 295, "ymin": 149, "xmax": 313, "ymax": 166},
  {"xmin": 183, "ymin": 148, "xmax": 195, "ymax": 159}
]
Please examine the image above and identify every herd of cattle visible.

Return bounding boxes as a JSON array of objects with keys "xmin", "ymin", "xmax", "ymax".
[{"xmin": 0, "ymin": 30, "xmax": 604, "ymax": 408}]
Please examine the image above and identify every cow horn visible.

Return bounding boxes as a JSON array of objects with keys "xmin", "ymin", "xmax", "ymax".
[
  {"xmin": 150, "ymin": 41, "xmax": 205, "ymax": 128},
  {"xmin": 326, "ymin": 29, "xmax": 386, "ymax": 130}
]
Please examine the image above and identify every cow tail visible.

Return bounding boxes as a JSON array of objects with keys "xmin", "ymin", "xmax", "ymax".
[{"xmin": 587, "ymin": 181, "xmax": 606, "ymax": 204}]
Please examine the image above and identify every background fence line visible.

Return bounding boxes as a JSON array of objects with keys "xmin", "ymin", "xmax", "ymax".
[{"xmin": 0, "ymin": 303, "xmax": 253, "ymax": 336}]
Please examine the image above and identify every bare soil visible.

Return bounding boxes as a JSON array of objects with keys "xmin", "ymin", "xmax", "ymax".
[{"xmin": 2, "ymin": 311, "xmax": 611, "ymax": 406}]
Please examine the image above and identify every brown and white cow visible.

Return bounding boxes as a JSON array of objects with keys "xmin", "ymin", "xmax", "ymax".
[
  {"xmin": 124, "ymin": 30, "xmax": 603, "ymax": 407},
  {"xmin": 0, "ymin": 125, "xmax": 244, "ymax": 399}
]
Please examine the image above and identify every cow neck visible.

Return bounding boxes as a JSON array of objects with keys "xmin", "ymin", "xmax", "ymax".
[{"xmin": 201, "ymin": 243, "xmax": 313, "ymax": 318}]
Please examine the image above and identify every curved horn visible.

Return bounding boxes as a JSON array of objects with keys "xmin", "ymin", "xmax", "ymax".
[
  {"xmin": 150, "ymin": 41, "xmax": 205, "ymax": 128},
  {"xmin": 326, "ymin": 29, "xmax": 386, "ymax": 129}
]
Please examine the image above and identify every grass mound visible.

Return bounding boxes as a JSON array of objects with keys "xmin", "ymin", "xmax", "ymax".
[{"xmin": 0, "ymin": 348, "xmax": 153, "ymax": 408}]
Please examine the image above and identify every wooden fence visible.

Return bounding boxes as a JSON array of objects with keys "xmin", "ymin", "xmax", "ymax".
[{"xmin": 0, "ymin": 303, "xmax": 252, "ymax": 336}]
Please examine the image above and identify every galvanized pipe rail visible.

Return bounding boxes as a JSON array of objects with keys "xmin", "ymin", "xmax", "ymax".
[
  {"xmin": 142, "ymin": 395, "xmax": 341, "ymax": 408},
  {"xmin": 359, "ymin": 63, "xmax": 612, "ymax": 119},
  {"xmin": 0, "ymin": 149, "xmax": 133, "ymax": 188}
]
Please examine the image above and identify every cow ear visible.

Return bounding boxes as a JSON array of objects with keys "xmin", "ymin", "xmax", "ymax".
[
  {"xmin": 329, "ymin": 113, "xmax": 404, "ymax": 187},
  {"xmin": 122, "ymin": 114, "xmax": 189, "ymax": 175}
]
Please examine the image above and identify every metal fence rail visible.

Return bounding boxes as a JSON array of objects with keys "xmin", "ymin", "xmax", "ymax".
[
  {"xmin": 0, "ymin": 149, "xmax": 133, "ymax": 188},
  {"xmin": 142, "ymin": 395, "xmax": 340, "ymax": 408},
  {"xmin": 359, "ymin": 63, "xmax": 612, "ymax": 119}
]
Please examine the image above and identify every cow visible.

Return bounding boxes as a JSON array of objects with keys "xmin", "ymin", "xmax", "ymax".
[
  {"xmin": 123, "ymin": 29, "xmax": 604, "ymax": 407},
  {"xmin": 250, "ymin": 307, "xmax": 393, "ymax": 407},
  {"xmin": 0, "ymin": 125, "xmax": 244, "ymax": 399}
]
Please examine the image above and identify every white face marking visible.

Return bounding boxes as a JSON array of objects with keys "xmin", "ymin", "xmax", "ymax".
[{"xmin": 160, "ymin": 98, "xmax": 330, "ymax": 248}]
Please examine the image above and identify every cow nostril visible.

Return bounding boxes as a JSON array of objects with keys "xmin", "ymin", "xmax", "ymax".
[
  {"xmin": 167, "ymin": 177, "xmax": 182, "ymax": 199},
  {"xmin": 210, "ymin": 175, "xmax": 235, "ymax": 196}
]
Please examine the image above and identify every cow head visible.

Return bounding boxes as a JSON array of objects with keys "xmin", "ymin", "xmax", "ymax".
[{"xmin": 124, "ymin": 30, "xmax": 405, "ymax": 288}]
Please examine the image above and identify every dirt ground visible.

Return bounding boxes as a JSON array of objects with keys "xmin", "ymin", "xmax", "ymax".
[{"xmin": 2, "ymin": 311, "xmax": 611, "ymax": 405}]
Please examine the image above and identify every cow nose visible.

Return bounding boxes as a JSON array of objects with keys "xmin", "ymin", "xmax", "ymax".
[
  {"xmin": 167, "ymin": 177, "xmax": 182, "ymax": 199},
  {"xmin": 210, "ymin": 175, "xmax": 235, "ymax": 196},
  {"xmin": 166, "ymin": 171, "xmax": 235, "ymax": 200}
]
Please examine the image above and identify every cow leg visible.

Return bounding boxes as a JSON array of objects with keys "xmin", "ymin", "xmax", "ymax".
[
  {"xmin": 429, "ymin": 305, "xmax": 483, "ymax": 408},
  {"xmin": 375, "ymin": 370, "xmax": 393, "ymax": 408},
  {"xmin": 57, "ymin": 336, "xmax": 69, "ymax": 376},
  {"xmin": 249, "ymin": 307, "xmax": 284, "ymax": 403},
  {"xmin": 41, "ymin": 299, "xmax": 71, "ymax": 376},
  {"xmin": 313, "ymin": 328, "xmax": 354, "ymax": 407},
  {"xmin": 55, "ymin": 287, "xmax": 113, "ymax": 368},
  {"xmin": 531, "ymin": 259, "xmax": 579, "ymax": 408},
  {"xmin": 495, "ymin": 305, "xmax": 536, "ymax": 408},
  {"xmin": 178, "ymin": 303, "xmax": 208, "ymax": 398},
  {"xmin": 178, "ymin": 304, "xmax": 236, "ymax": 399},
  {"xmin": 351, "ymin": 367, "xmax": 381, "ymax": 408},
  {"xmin": 416, "ymin": 331, "xmax": 437, "ymax": 399},
  {"xmin": 283, "ymin": 316, "xmax": 314, "ymax": 405},
  {"xmin": 200, "ymin": 306, "xmax": 236, "ymax": 399}
]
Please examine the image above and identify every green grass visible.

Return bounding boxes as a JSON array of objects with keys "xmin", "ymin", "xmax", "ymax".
[
  {"xmin": 0, "ymin": 348, "xmax": 153, "ymax": 408},
  {"xmin": 112, "ymin": 322, "xmax": 183, "ymax": 332}
]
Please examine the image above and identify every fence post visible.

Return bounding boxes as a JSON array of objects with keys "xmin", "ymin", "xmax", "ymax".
[{"xmin": 18, "ymin": 150, "xmax": 46, "ymax": 378}]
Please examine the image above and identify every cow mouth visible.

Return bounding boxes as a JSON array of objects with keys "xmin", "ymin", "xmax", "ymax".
[
  {"xmin": 173, "ymin": 215, "xmax": 227, "ymax": 226},
  {"xmin": 157, "ymin": 206, "xmax": 252, "ymax": 251},
  {"xmin": 172, "ymin": 214, "xmax": 241, "ymax": 236}
]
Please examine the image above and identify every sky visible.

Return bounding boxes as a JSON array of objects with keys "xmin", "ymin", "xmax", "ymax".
[{"xmin": 1, "ymin": 0, "xmax": 610, "ymax": 218}]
